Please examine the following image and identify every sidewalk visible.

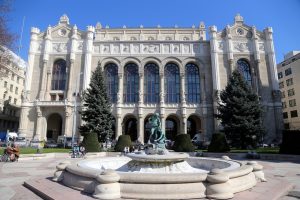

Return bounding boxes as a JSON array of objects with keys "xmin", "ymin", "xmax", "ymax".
[{"xmin": 0, "ymin": 154, "xmax": 299, "ymax": 200}]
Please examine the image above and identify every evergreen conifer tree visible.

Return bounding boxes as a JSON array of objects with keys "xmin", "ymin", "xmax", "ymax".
[
  {"xmin": 216, "ymin": 69, "xmax": 265, "ymax": 149},
  {"xmin": 79, "ymin": 62, "xmax": 114, "ymax": 142}
]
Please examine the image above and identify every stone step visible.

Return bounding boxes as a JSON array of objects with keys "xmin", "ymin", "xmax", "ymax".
[{"xmin": 24, "ymin": 178, "xmax": 95, "ymax": 200}]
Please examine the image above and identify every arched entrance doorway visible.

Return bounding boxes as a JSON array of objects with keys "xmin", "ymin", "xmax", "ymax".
[
  {"xmin": 123, "ymin": 115, "xmax": 137, "ymax": 142},
  {"xmin": 165, "ymin": 115, "xmax": 180, "ymax": 141},
  {"xmin": 47, "ymin": 113, "xmax": 62, "ymax": 141},
  {"xmin": 187, "ymin": 114, "xmax": 202, "ymax": 139}
]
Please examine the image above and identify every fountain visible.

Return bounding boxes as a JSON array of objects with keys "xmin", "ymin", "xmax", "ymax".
[{"xmin": 53, "ymin": 113, "xmax": 266, "ymax": 199}]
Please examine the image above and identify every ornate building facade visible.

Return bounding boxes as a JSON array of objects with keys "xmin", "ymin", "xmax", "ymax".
[
  {"xmin": 0, "ymin": 46, "xmax": 26, "ymax": 132},
  {"xmin": 19, "ymin": 14, "xmax": 282, "ymax": 144}
]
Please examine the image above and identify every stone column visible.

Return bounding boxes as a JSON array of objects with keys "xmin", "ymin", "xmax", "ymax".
[
  {"xmin": 138, "ymin": 114, "xmax": 144, "ymax": 143},
  {"xmin": 264, "ymin": 27, "xmax": 283, "ymax": 142},
  {"xmin": 182, "ymin": 114, "xmax": 187, "ymax": 135},
  {"xmin": 64, "ymin": 106, "xmax": 72, "ymax": 137},
  {"xmin": 209, "ymin": 25, "xmax": 221, "ymax": 131},
  {"xmin": 138, "ymin": 73, "xmax": 144, "ymax": 104},
  {"xmin": 45, "ymin": 67, "xmax": 52, "ymax": 101},
  {"xmin": 83, "ymin": 26, "xmax": 94, "ymax": 90},
  {"xmin": 115, "ymin": 116, "xmax": 122, "ymax": 139},
  {"xmin": 200, "ymin": 74, "xmax": 206, "ymax": 104},
  {"xmin": 117, "ymin": 73, "xmax": 123, "ymax": 104},
  {"xmin": 252, "ymin": 26, "xmax": 261, "ymax": 94},
  {"xmin": 160, "ymin": 114, "xmax": 166, "ymax": 135},
  {"xmin": 18, "ymin": 105, "xmax": 29, "ymax": 138},
  {"xmin": 180, "ymin": 73, "xmax": 186, "ymax": 105},
  {"xmin": 39, "ymin": 61, "xmax": 48, "ymax": 100},
  {"xmin": 25, "ymin": 27, "xmax": 40, "ymax": 98},
  {"xmin": 225, "ymin": 25, "xmax": 234, "ymax": 76},
  {"xmin": 159, "ymin": 73, "xmax": 165, "ymax": 105},
  {"xmin": 39, "ymin": 25, "xmax": 52, "ymax": 100},
  {"xmin": 35, "ymin": 106, "xmax": 42, "ymax": 140},
  {"xmin": 67, "ymin": 25, "xmax": 78, "ymax": 100}
]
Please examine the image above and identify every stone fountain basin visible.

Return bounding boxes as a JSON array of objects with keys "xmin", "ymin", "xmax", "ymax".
[{"xmin": 56, "ymin": 155, "xmax": 263, "ymax": 199}]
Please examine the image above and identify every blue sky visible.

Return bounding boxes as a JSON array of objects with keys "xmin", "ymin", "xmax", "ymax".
[{"xmin": 7, "ymin": 0, "xmax": 300, "ymax": 62}]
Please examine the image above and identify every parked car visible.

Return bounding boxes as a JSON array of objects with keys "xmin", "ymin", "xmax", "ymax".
[
  {"xmin": 45, "ymin": 139, "xmax": 58, "ymax": 148},
  {"xmin": 14, "ymin": 137, "xmax": 28, "ymax": 147}
]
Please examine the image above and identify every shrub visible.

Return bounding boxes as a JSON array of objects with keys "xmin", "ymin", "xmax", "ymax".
[
  {"xmin": 115, "ymin": 135, "xmax": 132, "ymax": 152},
  {"xmin": 82, "ymin": 132, "xmax": 100, "ymax": 152},
  {"xmin": 173, "ymin": 134, "xmax": 195, "ymax": 152},
  {"xmin": 280, "ymin": 130, "xmax": 300, "ymax": 155},
  {"xmin": 208, "ymin": 133, "xmax": 230, "ymax": 152}
]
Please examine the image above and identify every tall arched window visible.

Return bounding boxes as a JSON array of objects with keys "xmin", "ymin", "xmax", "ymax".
[
  {"xmin": 237, "ymin": 59, "xmax": 252, "ymax": 85},
  {"xmin": 124, "ymin": 63, "xmax": 139, "ymax": 103},
  {"xmin": 144, "ymin": 63, "xmax": 159, "ymax": 103},
  {"xmin": 105, "ymin": 63, "xmax": 118, "ymax": 103},
  {"xmin": 165, "ymin": 63, "xmax": 180, "ymax": 103},
  {"xmin": 51, "ymin": 59, "xmax": 67, "ymax": 90},
  {"xmin": 185, "ymin": 63, "xmax": 200, "ymax": 103}
]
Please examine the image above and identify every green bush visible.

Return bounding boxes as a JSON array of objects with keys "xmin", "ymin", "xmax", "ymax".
[
  {"xmin": 82, "ymin": 132, "xmax": 101, "ymax": 152},
  {"xmin": 115, "ymin": 135, "xmax": 132, "ymax": 152},
  {"xmin": 173, "ymin": 134, "xmax": 195, "ymax": 152},
  {"xmin": 208, "ymin": 133, "xmax": 230, "ymax": 152},
  {"xmin": 280, "ymin": 130, "xmax": 300, "ymax": 155}
]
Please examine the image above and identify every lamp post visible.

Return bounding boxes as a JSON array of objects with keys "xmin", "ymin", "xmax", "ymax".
[{"xmin": 71, "ymin": 72, "xmax": 83, "ymax": 149}]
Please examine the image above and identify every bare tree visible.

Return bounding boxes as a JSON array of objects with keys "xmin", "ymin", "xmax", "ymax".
[{"xmin": 0, "ymin": 0, "xmax": 16, "ymax": 49}]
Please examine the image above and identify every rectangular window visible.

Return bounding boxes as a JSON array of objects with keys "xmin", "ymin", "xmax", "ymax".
[
  {"xmin": 11, "ymin": 74, "xmax": 14, "ymax": 81},
  {"xmin": 279, "ymin": 82, "xmax": 284, "ymax": 89},
  {"xmin": 287, "ymin": 88, "xmax": 295, "ymax": 97},
  {"xmin": 283, "ymin": 112, "xmax": 288, "ymax": 119},
  {"xmin": 291, "ymin": 110, "xmax": 298, "ymax": 118},
  {"xmin": 282, "ymin": 102, "xmax": 287, "ymax": 108},
  {"xmin": 285, "ymin": 68, "xmax": 292, "ymax": 76},
  {"xmin": 15, "ymin": 87, "xmax": 18, "ymax": 94},
  {"xmin": 58, "ymin": 95, "xmax": 64, "ymax": 101},
  {"xmin": 14, "ymin": 98, "xmax": 17, "ymax": 104},
  {"xmin": 4, "ymin": 81, "xmax": 7, "ymax": 87},
  {"xmin": 10, "ymin": 84, "xmax": 13, "ymax": 92},
  {"xmin": 289, "ymin": 99, "xmax": 296, "ymax": 107},
  {"xmin": 286, "ymin": 78, "xmax": 293, "ymax": 86},
  {"xmin": 281, "ymin": 91, "xmax": 285, "ymax": 98},
  {"xmin": 17, "ymin": 77, "xmax": 20, "ymax": 84},
  {"xmin": 278, "ymin": 72, "xmax": 283, "ymax": 79},
  {"xmin": 284, "ymin": 123, "xmax": 290, "ymax": 130}
]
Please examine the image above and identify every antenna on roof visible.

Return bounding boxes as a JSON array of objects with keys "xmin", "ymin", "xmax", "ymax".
[{"xmin": 18, "ymin": 16, "xmax": 26, "ymax": 57}]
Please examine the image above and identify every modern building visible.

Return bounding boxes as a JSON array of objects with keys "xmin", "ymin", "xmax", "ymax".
[
  {"xmin": 277, "ymin": 51, "xmax": 300, "ymax": 130},
  {"xmin": 18, "ymin": 14, "xmax": 282, "ymax": 144},
  {"xmin": 0, "ymin": 46, "xmax": 26, "ymax": 132}
]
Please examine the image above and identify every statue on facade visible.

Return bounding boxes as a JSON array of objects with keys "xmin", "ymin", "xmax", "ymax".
[{"xmin": 148, "ymin": 113, "xmax": 166, "ymax": 149}]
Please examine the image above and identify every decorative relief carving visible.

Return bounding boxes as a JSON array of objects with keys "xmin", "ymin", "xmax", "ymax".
[
  {"xmin": 122, "ymin": 44, "xmax": 130, "ymax": 53},
  {"xmin": 58, "ymin": 28, "xmax": 67, "ymax": 37},
  {"xmin": 132, "ymin": 44, "xmax": 139, "ymax": 53},
  {"xmin": 182, "ymin": 44, "xmax": 190, "ymax": 53},
  {"xmin": 233, "ymin": 42, "xmax": 250, "ymax": 52},
  {"xmin": 193, "ymin": 44, "xmax": 200, "ymax": 54},
  {"xmin": 37, "ymin": 43, "xmax": 43, "ymax": 51},
  {"xmin": 173, "ymin": 44, "xmax": 180, "ymax": 53},
  {"xmin": 259, "ymin": 43, "xmax": 265, "ymax": 51},
  {"xmin": 102, "ymin": 45, "xmax": 110, "ymax": 53},
  {"xmin": 163, "ymin": 44, "xmax": 170, "ymax": 53},
  {"xmin": 77, "ymin": 42, "xmax": 83, "ymax": 50},
  {"xmin": 143, "ymin": 44, "xmax": 159, "ymax": 53},
  {"xmin": 218, "ymin": 42, "xmax": 224, "ymax": 50},
  {"xmin": 94, "ymin": 45, "xmax": 100, "ymax": 53},
  {"xmin": 112, "ymin": 45, "xmax": 120, "ymax": 53},
  {"xmin": 52, "ymin": 43, "xmax": 68, "ymax": 53}
]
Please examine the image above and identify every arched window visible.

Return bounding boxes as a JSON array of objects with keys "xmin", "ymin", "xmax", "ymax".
[
  {"xmin": 124, "ymin": 63, "xmax": 139, "ymax": 103},
  {"xmin": 237, "ymin": 59, "xmax": 252, "ymax": 85},
  {"xmin": 105, "ymin": 63, "xmax": 118, "ymax": 103},
  {"xmin": 164, "ymin": 63, "xmax": 180, "ymax": 103},
  {"xmin": 144, "ymin": 63, "xmax": 159, "ymax": 103},
  {"xmin": 185, "ymin": 63, "xmax": 200, "ymax": 103},
  {"xmin": 51, "ymin": 59, "xmax": 66, "ymax": 90}
]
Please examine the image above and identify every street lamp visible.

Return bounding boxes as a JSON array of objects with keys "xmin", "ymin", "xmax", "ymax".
[{"xmin": 71, "ymin": 72, "xmax": 83, "ymax": 149}]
